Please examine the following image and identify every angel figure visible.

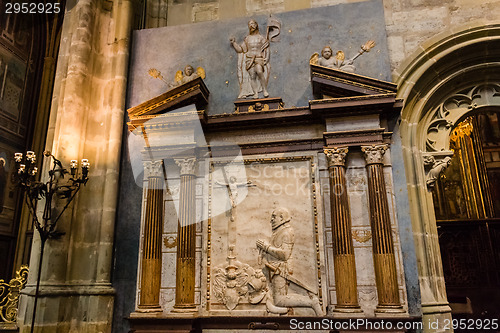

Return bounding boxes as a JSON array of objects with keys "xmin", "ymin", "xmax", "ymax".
[
  {"xmin": 310, "ymin": 40, "xmax": 376, "ymax": 73},
  {"xmin": 173, "ymin": 65, "xmax": 206, "ymax": 86}
]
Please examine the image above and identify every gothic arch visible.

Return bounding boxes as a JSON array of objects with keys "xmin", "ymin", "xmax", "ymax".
[{"xmin": 395, "ymin": 22, "xmax": 500, "ymax": 330}]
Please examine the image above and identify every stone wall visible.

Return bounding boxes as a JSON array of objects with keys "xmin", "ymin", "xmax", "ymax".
[{"xmin": 145, "ymin": 0, "xmax": 500, "ymax": 74}]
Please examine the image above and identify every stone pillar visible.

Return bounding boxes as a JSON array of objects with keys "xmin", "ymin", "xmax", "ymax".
[
  {"xmin": 138, "ymin": 160, "xmax": 164, "ymax": 311},
  {"xmin": 173, "ymin": 158, "xmax": 197, "ymax": 311},
  {"xmin": 324, "ymin": 148, "xmax": 362, "ymax": 313},
  {"xmin": 16, "ymin": 0, "xmax": 134, "ymax": 331},
  {"xmin": 361, "ymin": 145, "xmax": 403, "ymax": 313}
]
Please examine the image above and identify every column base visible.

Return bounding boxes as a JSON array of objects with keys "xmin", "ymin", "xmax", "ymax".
[
  {"xmin": 171, "ymin": 304, "xmax": 198, "ymax": 313},
  {"xmin": 136, "ymin": 305, "xmax": 163, "ymax": 313},
  {"xmin": 332, "ymin": 306, "xmax": 364, "ymax": 318},
  {"xmin": 374, "ymin": 304, "xmax": 406, "ymax": 317},
  {"xmin": 333, "ymin": 305, "xmax": 363, "ymax": 314}
]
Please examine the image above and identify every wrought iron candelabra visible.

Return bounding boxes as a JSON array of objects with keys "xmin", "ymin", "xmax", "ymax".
[{"xmin": 13, "ymin": 151, "xmax": 89, "ymax": 333}]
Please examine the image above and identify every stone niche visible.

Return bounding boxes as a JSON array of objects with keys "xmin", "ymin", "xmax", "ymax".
[{"xmin": 203, "ymin": 155, "xmax": 327, "ymax": 316}]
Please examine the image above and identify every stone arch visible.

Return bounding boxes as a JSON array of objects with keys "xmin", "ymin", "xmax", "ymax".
[{"xmin": 394, "ymin": 22, "xmax": 500, "ymax": 330}]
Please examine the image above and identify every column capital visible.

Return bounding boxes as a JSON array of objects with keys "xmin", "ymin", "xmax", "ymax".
[
  {"xmin": 175, "ymin": 157, "xmax": 197, "ymax": 176},
  {"xmin": 324, "ymin": 147, "xmax": 349, "ymax": 167},
  {"xmin": 361, "ymin": 144, "xmax": 388, "ymax": 165},
  {"xmin": 144, "ymin": 160, "xmax": 164, "ymax": 178}
]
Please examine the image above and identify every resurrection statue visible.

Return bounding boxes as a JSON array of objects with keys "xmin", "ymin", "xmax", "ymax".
[
  {"xmin": 256, "ymin": 208, "xmax": 323, "ymax": 315},
  {"xmin": 310, "ymin": 40, "xmax": 376, "ymax": 73},
  {"xmin": 230, "ymin": 17, "xmax": 281, "ymax": 99}
]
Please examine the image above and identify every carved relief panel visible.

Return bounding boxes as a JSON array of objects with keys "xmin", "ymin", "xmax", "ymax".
[{"xmin": 202, "ymin": 155, "xmax": 326, "ymax": 316}]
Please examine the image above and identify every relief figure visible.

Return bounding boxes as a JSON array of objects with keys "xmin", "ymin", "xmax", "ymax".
[
  {"xmin": 310, "ymin": 40, "xmax": 376, "ymax": 73},
  {"xmin": 256, "ymin": 208, "xmax": 323, "ymax": 315}
]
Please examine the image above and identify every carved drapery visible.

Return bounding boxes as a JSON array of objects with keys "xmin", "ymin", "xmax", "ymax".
[
  {"xmin": 173, "ymin": 158, "xmax": 197, "ymax": 311},
  {"xmin": 324, "ymin": 148, "xmax": 362, "ymax": 312},
  {"xmin": 138, "ymin": 160, "xmax": 164, "ymax": 311},
  {"xmin": 361, "ymin": 145, "xmax": 403, "ymax": 312}
]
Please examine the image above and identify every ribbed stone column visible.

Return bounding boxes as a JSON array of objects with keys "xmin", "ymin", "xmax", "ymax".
[
  {"xmin": 361, "ymin": 145, "xmax": 403, "ymax": 313},
  {"xmin": 173, "ymin": 157, "xmax": 197, "ymax": 311},
  {"xmin": 138, "ymin": 160, "xmax": 164, "ymax": 312},
  {"xmin": 324, "ymin": 148, "xmax": 362, "ymax": 313}
]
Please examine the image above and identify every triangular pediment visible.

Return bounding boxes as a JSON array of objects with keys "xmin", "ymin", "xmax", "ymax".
[
  {"xmin": 127, "ymin": 77, "xmax": 209, "ymax": 120},
  {"xmin": 310, "ymin": 63, "xmax": 396, "ymax": 98}
]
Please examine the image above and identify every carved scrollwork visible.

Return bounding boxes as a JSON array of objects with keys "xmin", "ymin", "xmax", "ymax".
[
  {"xmin": 0, "ymin": 265, "xmax": 29, "ymax": 323},
  {"xmin": 425, "ymin": 83, "xmax": 500, "ymax": 152}
]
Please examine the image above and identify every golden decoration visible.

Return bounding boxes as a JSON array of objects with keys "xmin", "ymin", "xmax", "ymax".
[
  {"xmin": 196, "ymin": 67, "xmax": 206, "ymax": 80},
  {"xmin": 148, "ymin": 68, "xmax": 169, "ymax": 85},
  {"xmin": 309, "ymin": 52, "xmax": 319, "ymax": 65},
  {"xmin": 148, "ymin": 68, "xmax": 163, "ymax": 80},
  {"xmin": 336, "ymin": 50, "xmax": 345, "ymax": 62},
  {"xmin": 352, "ymin": 229, "xmax": 372, "ymax": 243},
  {"xmin": 174, "ymin": 70, "xmax": 183, "ymax": 84},
  {"xmin": 361, "ymin": 40, "xmax": 376, "ymax": 53},
  {"xmin": 164, "ymin": 235, "xmax": 177, "ymax": 249},
  {"xmin": 0, "ymin": 265, "xmax": 29, "ymax": 323},
  {"xmin": 450, "ymin": 116, "xmax": 474, "ymax": 149}
]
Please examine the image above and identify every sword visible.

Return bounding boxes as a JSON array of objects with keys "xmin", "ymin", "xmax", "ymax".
[{"xmin": 265, "ymin": 263, "xmax": 317, "ymax": 295}]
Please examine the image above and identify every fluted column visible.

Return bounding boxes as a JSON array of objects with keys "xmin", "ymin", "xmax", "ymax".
[
  {"xmin": 138, "ymin": 160, "xmax": 165, "ymax": 312},
  {"xmin": 361, "ymin": 145, "xmax": 403, "ymax": 313},
  {"xmin": 324, "ymin": 148, "xmax": 362, "ymax": 313},
  {"xmin": 173, "ymin": 157, "xmax": 197, "ymax": 311}
]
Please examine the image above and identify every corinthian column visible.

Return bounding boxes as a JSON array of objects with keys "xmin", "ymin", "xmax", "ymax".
[
  {"xmin": 324, "ymin": 148, "xmax": 362, "ymax": 313},
  {"xmin": 173, "ymin": 157, "xmax": 197, "ymax": 311},
  {"xmin": 361, "ymin": 145, "xmax": 403, "ymax": 313},
  {"xmin": 138, "ymin": 160, "xmax": 164, "ymax": 312}
]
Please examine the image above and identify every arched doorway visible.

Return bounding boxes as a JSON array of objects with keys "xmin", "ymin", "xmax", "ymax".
[
  {"xmin": 396, "ymin": 23, "xmax": 500, "ymax": 330},
  {"xmin": 426, "ymin": 88, "xmax": 500, "ymax": 318}
]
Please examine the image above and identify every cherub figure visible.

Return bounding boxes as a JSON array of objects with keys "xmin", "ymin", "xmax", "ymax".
[
  {"xmin": 310, "ymin": 40, "xmax": 376, "ymax": 73},
  {"xmin": 173, "ymin": 65, "xmax": 206, "ymax": 86},
  {"xmin": 147, "ymin": 65, "xmax": 206, "ymax": 88}
]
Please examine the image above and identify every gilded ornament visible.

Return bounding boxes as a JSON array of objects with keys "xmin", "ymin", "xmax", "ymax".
[
  {"xmin": 164, "ymin": 235, "xmax": 177, "ymax": 249},
  {"xmin": 0, "ymin": 265, "xmax": 29, "ymax": 323}
]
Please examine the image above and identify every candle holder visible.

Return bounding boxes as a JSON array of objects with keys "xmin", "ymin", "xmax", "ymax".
[{"xmin": 13, "ymin": 150, "xmax": 89, "ymax": 333}]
